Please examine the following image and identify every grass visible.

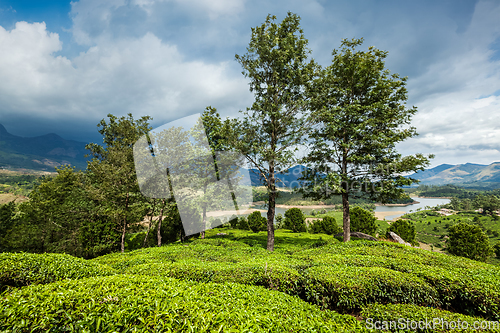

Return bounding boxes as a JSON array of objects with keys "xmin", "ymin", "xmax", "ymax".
[{"xmin": 401, "ymin": 210, "xmax": 500, "ymax": 253}]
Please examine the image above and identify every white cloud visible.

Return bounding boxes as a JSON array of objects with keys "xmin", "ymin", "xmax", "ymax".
[
  {"xmin": 0, "ymin": 21, "xmax": 252, "ymax": 126},
  {"xmin": 398, "ymin": 0, "xmax": 500, "ymax": 167}
]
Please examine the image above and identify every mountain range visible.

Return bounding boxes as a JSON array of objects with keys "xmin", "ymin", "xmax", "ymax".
[
  {"xmin": 408, "ymin": 162, "xmax": 500, "ymax": 185},
  {"xmin": 0, "ymin": 124, "xmax": 88, "ymax": 171},
  {"xmin": 1, "ymin": 124, "xmax": 499, "ymax": 187}
]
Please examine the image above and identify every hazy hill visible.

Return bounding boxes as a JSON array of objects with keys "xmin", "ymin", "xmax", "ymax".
[
  {"xmin": 410, "ymin": 162, "xmax": 500, "ymax": 185},
  {"xmin": 247, "ymin": 165, "xmax": 308, "ymax": 187},
  {"xmin": 0, "ymin": 124, "xmax": 88, "ymax": 171}
]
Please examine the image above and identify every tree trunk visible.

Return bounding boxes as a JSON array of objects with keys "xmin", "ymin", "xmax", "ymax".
[
  {"xmin": 120, "ymin": 192, "xmax": 129, "ymax": 253},
  {"xmin": 143, "ymin": 199, "xmax": 156, "ymax": 248},
  {"xmin": 267, "ymin": 164, "xmax": 276, "ymax": 251},
  {"xmin": 201, "ymin": 205, "xmax": 207, "ymax": 239},
  {"xmin": 157, "ymin": 199, "xmax": 165, "ymax": 247},
  {"xmin": 342, "ymin": 191, "xmax": 350, "ymax": 242}
]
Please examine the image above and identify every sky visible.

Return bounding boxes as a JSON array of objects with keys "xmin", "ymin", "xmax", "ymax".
[{"xmin": 0, "ymin": 0, "xmax": 499, "ymax": 168}]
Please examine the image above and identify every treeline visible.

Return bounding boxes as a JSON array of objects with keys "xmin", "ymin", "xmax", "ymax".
[
  {"xmin": 446, "ymin": 195, "xmax": 500, "ymax": 215},
  {"xmin": 0, "ymin": 114, "xmax": 187, "ymax": 258},
  {"xmin": 0, "ymin": 174, "xmax": 41, "ymax": 195},
  {"xmin": 411, "ymin": 184, "xmax": 500, "ymax": 199}
]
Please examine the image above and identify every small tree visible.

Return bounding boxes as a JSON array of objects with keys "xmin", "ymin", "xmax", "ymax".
[
  {"xmin": 447, "ymin": 222, "xmax": 493, "ymax": 262},
  {"xmin": 248, "ymin": 211, "xmax": 266, "ymax": 233},
  {"xmin": 387, "ymin": 219, "xmax": 417, "ymax": 245},
  {"xmin": 283, "ymin": 208, "xmax": 306, "ymax": 233},
  {"xmin": 350, "ymin": 206, "xmax": 377, "ymax": 236},
  {"xmin": 300, "ymin": 38, "xmax": 432, "ymax": 242},
  {"xmin": 233, "ymin": 12, "xmax": 315, "ymax": 250},
  {"xmin": 275, "ymin": 213, "xmax": 284, "ymax": 229}
]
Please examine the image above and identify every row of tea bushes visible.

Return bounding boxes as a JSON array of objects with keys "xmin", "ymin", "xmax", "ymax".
[
  {"xmin": 91, "ymin": 237, "xmax": 500, "ymax": 320},
  {"xmin": 0, "ymin": 275, "xmax": 367, "ymax": 332},
  {"xmin": 298, "ymin": 242, "xmax": 500, "ymax": 319},
  {"xmin": 0, "ymin": 252, "xmax": 115, "ymax": 291},
  {"xmin": 361, "ymin": 303, "xmax": 500, "ymax": 332}
]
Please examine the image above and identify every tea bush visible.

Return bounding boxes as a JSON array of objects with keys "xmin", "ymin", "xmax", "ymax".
[
  {"xmin": 0, "ymin": 252, "xmax": 115, "ymax": 291},
  {"xmin": 0, "ymin": 275, "xmax": 367, "ymax": 332},
  {"xmin": 361, "ymin": 303, "xmax": 500, "ymax": 332}
]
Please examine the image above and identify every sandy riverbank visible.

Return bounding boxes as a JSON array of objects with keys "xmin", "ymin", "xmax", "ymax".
[{"xmin": 374, "ymin": 210, "xmax": 405, "ymax": 221}]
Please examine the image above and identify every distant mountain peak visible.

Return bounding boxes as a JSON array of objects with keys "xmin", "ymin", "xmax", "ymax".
[{"xmin": 0, "ymin": 124, "xmax": 10, "ymax": 136}]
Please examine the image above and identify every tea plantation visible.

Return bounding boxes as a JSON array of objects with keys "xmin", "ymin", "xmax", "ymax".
[{"xmin": 2, "ymin": 229, "xmax": 500, "ymax": 332}]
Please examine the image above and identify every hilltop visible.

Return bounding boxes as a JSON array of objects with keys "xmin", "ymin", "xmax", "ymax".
[
  {"xmin": 0, "ymin": 124, "xmax": 88, "ymax": 171},
  {"xmin": 410, "ymin": 162, "xmax": 500, "ymax": 186}
]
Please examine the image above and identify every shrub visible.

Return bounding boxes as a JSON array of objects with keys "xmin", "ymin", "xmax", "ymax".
[
  {"xmin": 361, "ymin": 304, "xmax": 500, "ymax": 333},
  {"xmin": 0, "ymin": 275, "xmax": 366, "ymax": 332},
  {"xmin": 387, "ymin": 219, "xmax": 417, "ymax": 245},
  {"xmin": 283, "ymin": 208, "xmax": 306, "ymax": 233},
  {"xmin": 0, "ymin": 252, "xmax": 114, "ymax": 291},
  {"xmin": 228, "ymin": 215, "xmax": 239, "ymax": 228},
  {"xmin": 303, "ymin": 265, "xmax": 439, "ymax": 312},
  {"xmin": 446, "ymin": 222, "xmax": 493, "ymax": 262},
  {"xmin": 238, "ymin": 216, "xmax": 249, "ymax": 230},
  {"xmin": 495, "ymin": 243, "xmax": 500, "ymax": 258},
  {"xmin": 275, "ymin": 213, "xmax": 284, "ymax": 229},
  {"xmin": 248, "ymin": 211, "xmax": 267, "ymax": 233},
  {"xmin": 350, "ymin": 206, "xmax": 377, "ymax": 236},
  {"xmin": 309, "ymin": 216, "xmax": 341, "ymax": 235}
]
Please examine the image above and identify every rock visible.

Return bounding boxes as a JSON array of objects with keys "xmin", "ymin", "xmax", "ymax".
[
  {"xmin": 387, "ymin": 232, "xmax": 411, "ymax": 246},
  {"xmin": 334, "ymin": 231, "xmax": 378, "ymax": 241}
]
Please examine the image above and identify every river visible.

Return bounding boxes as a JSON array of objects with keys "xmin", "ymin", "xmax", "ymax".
[
  {"xmin": 251, "ymin": 197, "xmax": 450, "ymax": 221},
  {"xmin": 374, "ymin": 197, "xmax": 451, "ymax": 220}
]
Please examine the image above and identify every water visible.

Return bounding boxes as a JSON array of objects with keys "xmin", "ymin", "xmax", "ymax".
[
  {"xmin": 374, "ymin": 197, "xmax": 450, "ymax": 220},
  {"xmin": 251, "ymin": 197, "xmax": 450, "ymax": 221}
]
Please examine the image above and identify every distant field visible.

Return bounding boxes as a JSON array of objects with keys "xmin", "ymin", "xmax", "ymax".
[{"xmin": 0, "ymin": 193, "xmax": 27, "ymax": 205}]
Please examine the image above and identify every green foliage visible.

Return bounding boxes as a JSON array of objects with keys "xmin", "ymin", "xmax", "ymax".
[
  {"xmin": 228, "ymin": 215, "xmax": 239, "ymax": 228},
  {"xmin": 303, "ymin": 265, "xmax": 439, "ymax": 311},
  {"xmin": 0, "ymin": 252, "xmax": 114, "ymax": 291},
  {"xmin": 300, "ymin": 37, "xmax": 432, "ymax": 242},
  {"xmin": 387, "ymin": 219, "xmax": 417, "ymax": 245},
  {"xmin": 0, "ymin": 275, "xmax": 366, "ymax": 332},
  {"xmin": 350, "ymin": 206, "xmax": 377, "ymax": 236},
  {"xmin": 361, "ymin": 303, "xmax": 500, "ymax": 332},
  {"xmin": 447, "ymin": 222, "xmax": 493, "ymax": 262},
  {"xmin": 0, "ymin": 201, "xmax": 15, "ymax": 251},
  {"xmin": 495, "ymin": 243, "xmax": 500, "ymax": 258},
  {"xmin": 309, "ymin": 216, "xmax": 342, "ymax": 235},
  {"xmin": 233, "ymin": 12, "xmax": 315, "ymax": 251},
  {"xmin": 238, "ymin": 216, "xmax": 250, "ymax": 230},
  {"xmin": 86, "ymin": 113, "xmax": 152, "ymax": 252},
  {"xmin": 283, "ymin": 208, "xmax": 306, "ymax": 233},
  {"xmin": 247, "ymin": 211, "xmax": 266, "ymax": 233},
  {"xmin": 275, "ymin": 213, "xmax": 284, "ymax": 229}
]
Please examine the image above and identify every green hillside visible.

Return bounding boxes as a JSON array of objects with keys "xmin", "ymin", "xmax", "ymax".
[{"xmin": 2, "ymin": 230, "xmax": 500, "ymax": 332}]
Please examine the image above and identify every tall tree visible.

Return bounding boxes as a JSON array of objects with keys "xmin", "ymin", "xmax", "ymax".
[
  {"xmin": 301, "ymin": 38, "xmax": 432, "ymax": 242},
  {"xmin": 233, "ymin": 12, "xmax": 315, "ymax": 251},
  {"xmin": 86, "ymin": 113, "xmax": 151, "ymax": 253}
]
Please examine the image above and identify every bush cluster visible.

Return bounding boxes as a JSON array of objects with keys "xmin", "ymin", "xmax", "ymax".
[
  {"xmin": 350, "ymin": 206, "xmax": 377, "ymax": 236},
  {"xmin": 0, "ymin": 275, "xmax": 365, "ymax": 332},
  {"xmin": 283, "ymin": 208, "xmax": 306, "ymax": 232},
  {"xmin": 309, "ymin": 216, "xmax": 342, "ymax": 235}
]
